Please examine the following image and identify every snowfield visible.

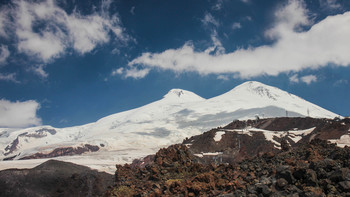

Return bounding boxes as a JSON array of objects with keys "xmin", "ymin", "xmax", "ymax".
[{"xmin": 0, "ymin": 81, "xmax": 341, "ymax": 173}]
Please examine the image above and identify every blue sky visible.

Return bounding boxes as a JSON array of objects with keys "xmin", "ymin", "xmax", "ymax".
[{"xmin": 0, "ymin": 0, "xmax": 350, "ymax": 128}]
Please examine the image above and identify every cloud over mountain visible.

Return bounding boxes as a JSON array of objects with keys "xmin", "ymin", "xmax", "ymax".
[
  {"xmin": 126, "ymin": 0, "xmax": 350, "ymax": 79},
  {"xmin": 0, "ymin": 99, "xmax": 41, "ymax": 128}
]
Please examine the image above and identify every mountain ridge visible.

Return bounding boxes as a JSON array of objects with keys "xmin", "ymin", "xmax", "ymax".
[{"xmin": 0, "ymin": 81, "xmax": 341, "ymax": 173}]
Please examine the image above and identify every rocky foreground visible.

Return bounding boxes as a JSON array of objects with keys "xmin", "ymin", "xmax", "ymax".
[
  {"xmin": 0, "ymin": 160, "xmax": 113, "ymax": 197},
  {"xmin": 106, "ymin": 139, "xmax": 350, "ymax": 196}
]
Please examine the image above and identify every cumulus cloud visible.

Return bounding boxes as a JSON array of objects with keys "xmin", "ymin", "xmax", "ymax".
[
  {"xmin": 0, "ymin": 99, "xmax": 41, "ymax": 128},
  {"xmin": 0, "ymin": 45, "xmax": 10, "ymax": 65},
  {"xmin": 0, "ymin": 0, "xmax": 130, "ymax": 63},
  {"xmin": 127, "ymin": 0, "xmax": 350, "ymax": 79},
  {"xmin": 265, "ymin": 0, "xmax": 310, "ymax": 39}
]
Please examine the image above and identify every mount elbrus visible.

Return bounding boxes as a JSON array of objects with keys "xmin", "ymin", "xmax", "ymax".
[
  {"xmin": 1, "ymin": 117, "xmax": 349, "ymax": 197},
  {"xmin": 0, "ymin": 81, "xmax": 341, "ymax": 173}
]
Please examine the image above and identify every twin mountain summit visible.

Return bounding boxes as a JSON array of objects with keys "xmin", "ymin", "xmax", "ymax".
[{"xmin": 1, "ymin": 81, "xmax": 349, "ymax": 196}]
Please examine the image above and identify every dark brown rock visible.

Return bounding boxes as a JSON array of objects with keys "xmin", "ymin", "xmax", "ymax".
[
  {"xmin": 276, "ymin": 178, "xmax": 288, "ymax": 189},
  {"xmin": 339, "ymin": 181, "xmax": 350, "ymax": 192}
]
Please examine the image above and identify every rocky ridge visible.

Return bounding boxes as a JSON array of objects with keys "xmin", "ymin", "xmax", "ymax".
[
  {"xmin": 0, "ymin": 160, "xmax": 113, "ymax": 197},
  {"xmin": 106, "ymin": 139, "xmax": 350, "ymax": 196},
  {"xmin": 183, "ymin": 117, "xmax": 350, "ymax": 164},
  {"xmin": 106, "ymin": 117, "xmax": 350, "ymax": 196}
]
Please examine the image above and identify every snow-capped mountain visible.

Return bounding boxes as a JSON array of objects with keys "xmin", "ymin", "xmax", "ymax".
[{"xmin": 0, "ymin": 81, "xmax": 339, "ymax": 173}]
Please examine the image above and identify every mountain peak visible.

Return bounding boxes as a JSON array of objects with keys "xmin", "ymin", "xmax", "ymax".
[
  {"xmin": 234, "ymin": 81, "xmax": 271, "ymax": 90},
  {"xmin": 167, "ymin": 89, "xmax": 186, "ymax": 97},
  {"xmin": 230, "ymin": 81, "xmax": 281, "ymax": 101},
  {"xmin": 163, "ymin": 89, "xmax": 205, "ymax": 102}
]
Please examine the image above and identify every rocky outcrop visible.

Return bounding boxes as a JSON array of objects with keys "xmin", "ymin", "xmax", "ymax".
[
  {"xmin": 183, "ymin": 117, "xmax": 350, "ymax": 164},
  {"xmin": 106, "ymin": 139, "xmax": 350, "ymax": 196},
  {"xmin": 0, "ymin": 160, "xmax": 113, "ymax": 197},
  {"xmin": 4, "ymin": 129, "xmax": 57, "ymax": 156},
  {"xmin": 17, "ymin": 144, "xmax": 100, "ymax": 160}
]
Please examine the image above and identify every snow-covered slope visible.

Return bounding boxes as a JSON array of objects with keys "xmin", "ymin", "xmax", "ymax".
[{"xmin": 0, "ymin": 81, "xmax": 340, "ymax": 173}]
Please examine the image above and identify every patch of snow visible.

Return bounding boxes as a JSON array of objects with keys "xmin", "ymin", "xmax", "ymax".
[
  {"xmin": 214, "ymin": 131, "xmax": 225, "ymax": 142},
  {"xmin": 194, "ymin": 152, "xmax": 223, "ymax": 158},
  {"xmin": 329, "ymin": 134, "xmax": 350, "ymax": 148},
  {"xmin": 219, "ymin": 128, "xmax": 253, "ymax": 136},
  {"xmin": 202, "ymin": 152, "xmax": 223, "ymax": 156},
  {"xmin": 247, "ymin": 127, "xmax": 316, "ymax": 149},
  {"xmin": 194, "ymin": 154, "xmax": 203, "ymax": 158}
]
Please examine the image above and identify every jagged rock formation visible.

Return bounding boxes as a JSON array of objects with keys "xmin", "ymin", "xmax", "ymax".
[{"xmin": 106, "ymin": 139, "xmax": 350, "ymax": 196}]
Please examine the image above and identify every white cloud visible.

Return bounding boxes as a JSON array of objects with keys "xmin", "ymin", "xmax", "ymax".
[
  {"xmin": 232, "ymin": 22, "xmax": 242, "ymax": 30},
  {"xmin": 0, "ymin": 99, "xmax": 41, "ymax": 128},
  {"xmin": 244, "ymin": 16, "xmax": 252, "ymax": 21},
  {"xmin": 201, "ymin": 13, "xmax": 219, "ymax": 27},
  {"xmin": 111, "ymin": 48, "xmax": 120, "ymax": 55},
  {"xmin": 0, "ymin": 45, "xmax": 10, "ymax": 65},
  {"xmin": 0, "ymin": 9, "xmax": 10, "ymax": 38},
  {"xmin": 124, "ymin": 67, "xmax": 150, "ymax": 79},
  {"xmin": 31, "ymin": 64, "xmax": 48, "ymax": 78},
  {"xmin": 289, "ymin": 74, "xmax": 299, "ymax": 83},
  {"xmin": 0, "ymin": 73, "xmax": 19, "ymax": 83},
  {"xmin": 212, "ymin": 0, "xmax": 224, "ymax": 10},
  {"xmin": 204, "ymin": 30, "xmax": 225, "ymax": 55},
  {"xmin": 59, "ymin": 119, "xmax": 68, "ymax": 124},
  {"xmin": 334, "ymin": 79, "xmax": 348, "ymax": 86},
  {"xmin": 289, "ymin": 74, "xmax": 317, "ymax": 84},
  {"xmin": 127, "ymin": 0, "xmax": 350, "ymax": 80},
  {"xmin": 301, "ymin": 75, "xmax": 317, "ymax": 84},
  {"xmin": 1, "ymin": 0, "xmax": 129, "ymax": 63},
  {"xmin": 130, "ymin": 6, "xmax": 135, "ymax": 15},
  {"xmin": 265, "ymin": 0, "xmax": 310, "ymax": 39},
  {"xmin": 111, "ymin": 67, "xmax": 124, "ymax": 76},
  {"xmin": 319, "ymin": 0, "xmax": 341, "ymax": 10},
  {"xmin": 217, "ymin": 75, "xmax": 230, "ymax": 80},
  {"xmin": 112, "ymin": 67, "xmax": 150, "ymax": 79}
]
